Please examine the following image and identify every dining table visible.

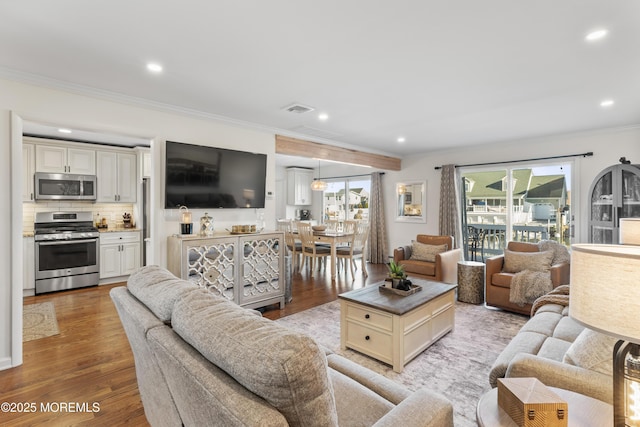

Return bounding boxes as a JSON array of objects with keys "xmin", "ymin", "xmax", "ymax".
[
  {"xmin": 312, "ymin": 230, "xmax": 354, "ymax": 281},
  {"xmin": 292, "ymin": 229, "xmax": 353, "ymax": 281}
]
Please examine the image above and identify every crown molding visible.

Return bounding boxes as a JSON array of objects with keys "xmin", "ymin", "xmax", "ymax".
[{"xmin": 0, "ymin": 67, "xmax": 399, "ymax": 158}]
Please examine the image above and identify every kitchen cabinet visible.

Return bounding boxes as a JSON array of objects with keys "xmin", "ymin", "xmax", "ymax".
[
  {"xmin": 100, "ymin": 231, "xmax": 141, "ymax": 280},
  {"xmin": 589, "ymin": 163, "xmax": 640, "ymax": 243},
  {"xmin": 287, "ymin": 167, "xmax": 313, "ymax": 205},
  {"xmin": 167, "ymin": 232, "xmax": 285, "ymax": 310},
  {"xmin": 35, "ymin": 144, "xmax": 96, "ymax": 174},
  {"xmin": 23, "ymin": 236, "xmax": 35, "ymax": 296},
  {"xmin": 23, "ymin": 144, "xmax": 35, "ymax": 202},
  {"xmin": 96, "ymin": 151, "xmax": 137, "ymax": 202}
]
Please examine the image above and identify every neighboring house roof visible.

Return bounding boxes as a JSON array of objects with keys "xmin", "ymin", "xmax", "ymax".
[
  {"xmin": 464, "ymin": 169, "xmax": 532, "ymax": 199},
  {"xmin": 526, "ymin": 175, "xmax": 566, "ymax": 199}
]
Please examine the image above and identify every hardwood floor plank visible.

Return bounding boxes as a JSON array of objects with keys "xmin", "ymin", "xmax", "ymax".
[{"xmin": 0, "ymin": 262, "xmax": 388, "ymax": 425}]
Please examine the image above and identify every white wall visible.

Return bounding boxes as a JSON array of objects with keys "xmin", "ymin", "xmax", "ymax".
[
  {"xmin": 385, "ymin": 127, "xmax": 640, "ymax": 252},
  {"xmin": 0, "ymin": 77, "xmax": 278, "ymax": 369},
  {"xmin": 1, "ymin": 76, "xmax": 639, "ymax": 371}
]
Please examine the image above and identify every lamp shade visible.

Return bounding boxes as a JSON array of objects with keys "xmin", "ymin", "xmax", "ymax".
[
  {"xmin": 570, "ymin": 244, "xmax": 640, "ymax": 343},
  {"xmin": 620, "ymin": 218, "xmax": 640, "ymax": 245}
]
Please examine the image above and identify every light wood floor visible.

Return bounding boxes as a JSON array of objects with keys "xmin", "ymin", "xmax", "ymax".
[{"xmin": 0, "ymin": 261, "xmax": 388, "ymax": 426}]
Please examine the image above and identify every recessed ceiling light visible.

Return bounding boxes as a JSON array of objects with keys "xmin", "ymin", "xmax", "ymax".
[
  {"xmin": 58, "ymin": 128, "xmax": 72, "ymax": 134},
  {"xmin": 585, "ymin": 29, "xmax": 608, "ymax": 42},
  {"xmin": 146, "ymin": 62, "xmax": 163, "ymax": 73},
  {"xmin": 600, "ymin": 99, "xmax": 615, "ymax": 107},
  {"xmin": 318, "ymin": 113, "xmax": 329, "ymax": 121},
  {"xmin": 397, "ymin": 137, "xmax": 406, "ymax": 143}
]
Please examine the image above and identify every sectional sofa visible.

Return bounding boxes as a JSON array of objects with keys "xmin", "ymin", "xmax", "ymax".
[{"xmin": 111, "ymin": 266, "xmax": 454, "ymax": 426}]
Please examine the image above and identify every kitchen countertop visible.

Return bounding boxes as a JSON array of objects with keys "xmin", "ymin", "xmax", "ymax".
[{"xmin": 23, "ymin": 228, "xmax": 142, "ymax": 237}]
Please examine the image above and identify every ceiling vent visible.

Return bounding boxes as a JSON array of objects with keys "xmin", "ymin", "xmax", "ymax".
[{"xmin": 283, "ymin": 103, "xmax": 315, "ymax": 114}]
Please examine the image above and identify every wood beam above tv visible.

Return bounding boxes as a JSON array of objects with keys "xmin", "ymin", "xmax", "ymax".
[{"xmin": 275, "ymin": 135, "xmax": 401, "ymax": 171}]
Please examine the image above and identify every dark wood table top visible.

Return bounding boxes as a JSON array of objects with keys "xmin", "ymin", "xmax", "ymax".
[{"xmin": 338, "ymin": 278, "xmax": 457, "ymax": 315}]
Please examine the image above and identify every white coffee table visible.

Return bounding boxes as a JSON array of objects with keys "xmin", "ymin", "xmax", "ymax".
[{"xmin": 338, "ymin": 279, "xmax": 456, "ymax": 373}]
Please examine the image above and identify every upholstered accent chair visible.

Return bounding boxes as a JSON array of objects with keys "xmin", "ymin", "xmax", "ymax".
[
  {"xmin": 393, "ymin": 235, "xmax": 462, "ymax": 284},
  {"xmin": 485, "ymin": 241, "xmax": 570, "ymax": 315}
]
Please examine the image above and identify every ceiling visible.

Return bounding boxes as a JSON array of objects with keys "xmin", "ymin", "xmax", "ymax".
[{"xmin": 2, "ymin": 1, "xmax": 639, "ymax": 158}]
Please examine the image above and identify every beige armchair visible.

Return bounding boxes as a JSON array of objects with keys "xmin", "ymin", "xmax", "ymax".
[{"xmin": 393, "ymin": 235, "xmax": 462, "ymax": 284}]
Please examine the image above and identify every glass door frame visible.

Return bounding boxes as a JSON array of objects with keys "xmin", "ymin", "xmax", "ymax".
[{"xmin": 459, "ymin": 159, "xmax": 576, "ymax": 261}]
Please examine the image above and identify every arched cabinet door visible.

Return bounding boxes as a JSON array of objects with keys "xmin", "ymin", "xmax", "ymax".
[{"xmin": 589, "ymin": 163, "xmax": 640, "ymax": 243}]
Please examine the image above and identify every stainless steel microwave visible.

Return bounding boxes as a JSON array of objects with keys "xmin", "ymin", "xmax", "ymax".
[{"xmin": 34, "ymin": 172, "xmax": 97, "ymax": 201}]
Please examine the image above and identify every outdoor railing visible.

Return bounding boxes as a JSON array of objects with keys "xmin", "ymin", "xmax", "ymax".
[{"xmin": 465, "ymin": 223, "xmax": 550, "ymax": 261}]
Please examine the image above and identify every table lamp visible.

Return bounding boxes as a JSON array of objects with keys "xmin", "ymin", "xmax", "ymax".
[
  {"xmin": 179, "ymin": 205, "xmax": 192, "ymax": 235},
  {"xmin": 570, "ymin": 244, "xmax": 640, "ymax": 426},
  {"xmin": 620, "ymin": 218, "xmax": 640, "ymax": 245}
]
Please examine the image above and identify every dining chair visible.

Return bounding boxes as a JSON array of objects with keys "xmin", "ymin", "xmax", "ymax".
[
  {"xmin": 297, "ymin": 222, "xmax": 330, "ymax": 273},
  {"xmin": 325, "ymin": 219, "xmax": 340, "ymax": 232},
  {"xmin": 337, "ymin": 221, "xmax": 369, "ymax": 279},
  {"xmin": 277, "ymin": 219, "xmax": 302, "ymax": 271}
]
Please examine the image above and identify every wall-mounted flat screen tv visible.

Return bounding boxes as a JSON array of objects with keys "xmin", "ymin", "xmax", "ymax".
[{"xmin": 165, "ymin": 140, "xmax": 267, "ymax": 209}]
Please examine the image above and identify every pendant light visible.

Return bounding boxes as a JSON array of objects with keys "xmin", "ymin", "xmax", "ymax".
[{"xmin": 311, "ymin": 160, "xmax": 328, "ymax": 191}]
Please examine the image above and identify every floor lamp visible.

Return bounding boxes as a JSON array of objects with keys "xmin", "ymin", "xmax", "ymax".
[{"xmin": 570, "ymin": 243, "xmax": 640, "ymax": 427}]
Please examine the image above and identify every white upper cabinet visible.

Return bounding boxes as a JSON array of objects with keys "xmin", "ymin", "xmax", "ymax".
[
  {"xmin": 97, "ymin": 151, "xmax": 137, "ymax": 203},
  {"xmin": 35, "ymin": 144, "xmax": 95, "ymax": 174},
  {"xmin": 287, "ymin": 168, "xmax": 313, "ymax": 205}
]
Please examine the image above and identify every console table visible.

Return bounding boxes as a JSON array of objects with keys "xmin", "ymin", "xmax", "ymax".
[{"xmin": 167, "ymin": 232, "xmax": 285, "ymax": 310}]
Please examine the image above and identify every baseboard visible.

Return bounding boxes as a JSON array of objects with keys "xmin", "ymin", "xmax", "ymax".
[{"xmin": 0, "ymin": 356, "xmax": 14, "ymax": 371}]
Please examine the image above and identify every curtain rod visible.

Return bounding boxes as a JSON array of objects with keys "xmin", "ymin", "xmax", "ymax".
[
  {"xmin": 434, "ymin": 152, "xmax": 593, "ymax": 170},
  {"xmin": 314, "ymin": 172, "xmax": 385, "ymax": 181}
]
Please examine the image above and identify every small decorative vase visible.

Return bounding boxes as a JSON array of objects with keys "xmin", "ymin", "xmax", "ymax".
[{"xmin": 392, "ymin": 278, "xmax": 402, "ymax": 289}]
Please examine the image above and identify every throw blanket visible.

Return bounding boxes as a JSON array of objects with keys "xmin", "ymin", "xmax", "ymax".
[
  {"xmin": 538, "ymin": 240, "xmax": 570, "ymax": 265},
  {"xmin": 531, "ymin": 285, "xmax": 570, "ymax": 316},
  {"xmin": 509, "ymin": 270, "xmax": 553, "ymax": 306},
  {"xmin": 509, "ymin": 240, "xmax": 570, "ymax": 307}
]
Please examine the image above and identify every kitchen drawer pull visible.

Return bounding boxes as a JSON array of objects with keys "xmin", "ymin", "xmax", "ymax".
[
  {"xmin": 365, "ymin": 314, "xmax": 370, "ymax": 319},
  {"xmin": 365, "ymin": 335, "xmax": 370, "ymax": 341}
]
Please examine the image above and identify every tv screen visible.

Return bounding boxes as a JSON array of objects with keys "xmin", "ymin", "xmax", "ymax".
[{"xmin": 165, "ymin": 141, "xmax": 267, "ymax": 209}]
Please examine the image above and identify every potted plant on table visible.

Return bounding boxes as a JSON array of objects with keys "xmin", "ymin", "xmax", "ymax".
[{"xmin": 387, "ymin": 260, "xmax": 409, "ymax": 290}]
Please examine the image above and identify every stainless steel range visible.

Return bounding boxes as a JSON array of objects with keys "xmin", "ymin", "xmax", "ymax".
[{"xmin": 34, "ymin": 212, "xmax": 100, "ymax": 295}]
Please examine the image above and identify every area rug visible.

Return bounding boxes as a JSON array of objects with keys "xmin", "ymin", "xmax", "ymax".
[
  {"xmin": 23, "ymin": 302, "xmax": 60, "ymax": 342},
  {"xmin": 275, "ymin": 300, "xmax": 527, "ymax": 427}
]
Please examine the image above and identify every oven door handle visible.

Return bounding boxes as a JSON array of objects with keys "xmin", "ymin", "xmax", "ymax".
[{"xmin": 37, "ymin": 238, "xmax": 98, "ymax": 246}]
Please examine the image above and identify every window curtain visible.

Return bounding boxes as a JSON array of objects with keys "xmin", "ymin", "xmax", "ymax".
[
  {"xmin": 439, "ymin": 164, "xmax": 462, "ymax": 248},
  {"xmin": 367, "ymin": 172, "xmax": 387, "ymax": 263}
]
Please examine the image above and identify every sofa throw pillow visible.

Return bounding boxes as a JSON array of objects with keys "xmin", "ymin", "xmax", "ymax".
[
  {"xmin": 503, "ymin": 249, "xmax": 554, "ymax": 273},
  {"xmin": 409, "ymin": 242, "xmax": 448, "ymax": 262},
  {"xmin": 563, "ymin": 328, "xmax": 617, "ymax": 376},
  {"xmin": 172, "ymin": 289, "xmax": 338, "ymax": 427}
]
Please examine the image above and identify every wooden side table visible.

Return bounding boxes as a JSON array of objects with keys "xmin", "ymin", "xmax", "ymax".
[
  {"xmin": 476, "ymin": 386, "xmax": 612, "ymax": 427},
  {"xmin": 457, "ymin": 260, "xmax": 485, "ymax": 304}
]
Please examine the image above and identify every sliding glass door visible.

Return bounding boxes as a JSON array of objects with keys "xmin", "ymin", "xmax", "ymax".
[
  {"xmin": 461, "ymin": 163, "xmax": 572, "ymax": 261},
  {"xmin": 322, "ymin": 177, "xmax": 370, "ymax": 222}
]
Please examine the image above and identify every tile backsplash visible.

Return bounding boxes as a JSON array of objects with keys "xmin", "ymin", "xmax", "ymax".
[{"xmin": 23, "ymin": 202, "xmax": 134, "ymax": 232}]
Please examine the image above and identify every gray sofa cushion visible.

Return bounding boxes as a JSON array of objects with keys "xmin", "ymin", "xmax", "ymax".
[
  {"xmin": 147, "ymin": 326, "xmax": 288, "ymax": 427},
  {"xmin": 127, "ymin": 265, "xmax": 198, "ymax": 322},
  {"xmin": 110, "ymin": 287, "xmax": 183, "ymax": 427},
  {"xmin": 172, "ymin": 289, "xmax": 338, "ymax": 427},
  {"xmin": 563, "ymin": 328, "xmax": 617, "ymax": 375}
]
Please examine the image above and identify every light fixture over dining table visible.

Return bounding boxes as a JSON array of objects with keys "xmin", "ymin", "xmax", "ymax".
[{"xmin": 311, "ymin": 160, "xmax": 328, "ymax": 191}]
